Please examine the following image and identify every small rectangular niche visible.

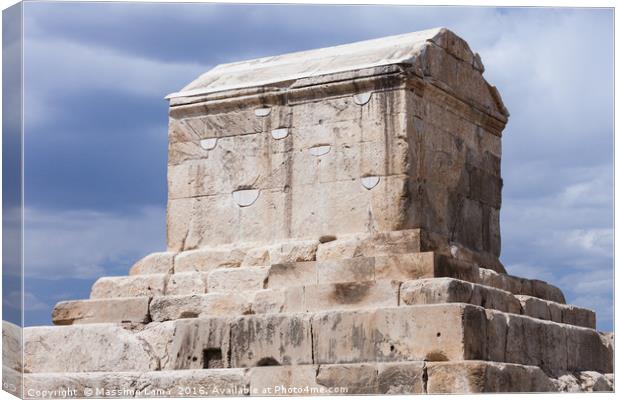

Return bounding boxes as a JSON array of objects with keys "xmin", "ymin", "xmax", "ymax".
[{"xmin": 203, "ymin": 348, "xmax": 224, "ymax": 369}]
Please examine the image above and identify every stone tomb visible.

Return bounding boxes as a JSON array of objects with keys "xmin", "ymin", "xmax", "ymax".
[{"xmin": 7, "ymin": 28, "xmax": 613, "ymax": 397}]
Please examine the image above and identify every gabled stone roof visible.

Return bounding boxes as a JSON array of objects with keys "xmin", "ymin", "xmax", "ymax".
[
  {"xmin": 167, "ymin": 27, "xmax": 508, "ymax": 120},
  {"xmin": 168, "ymin": 27, "xmax": 449, "ymax": 98}
]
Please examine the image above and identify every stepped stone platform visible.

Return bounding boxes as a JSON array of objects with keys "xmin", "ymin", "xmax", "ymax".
[{"xmin": 4, "ymin": 27, "xmax": 613, "ymax": 397}]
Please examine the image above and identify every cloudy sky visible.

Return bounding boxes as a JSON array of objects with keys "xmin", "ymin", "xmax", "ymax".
[{"xmin": 10, "ymin": 3, "xmax": 613, "ymax": 330}]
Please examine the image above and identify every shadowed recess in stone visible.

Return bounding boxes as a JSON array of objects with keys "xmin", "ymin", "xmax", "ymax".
[
  {"xmin": 254, "ymin": 107, "xmax": 271, "ymax": 117},
  {"xmin": 203, "ymin": 348, "xmax": 224, "ymax": 369},
  {"xmin": 199, "ymin": 138, "xmax": 218, "ymax": 150},
  {"xmin": 361, "ymin": 176, "xmax": 380, "ymax": 190},
  {"xmin": 309, "ymin": 145, "xmax": 331, "ymax": 156},
  {"xmin": 271, "ymin": 128, "xmax": 289, "ymax": 140},
  {"xmin": 232, "ymin": 189, "xmax": 260, "ymax": 207},
  {"xmin": 353, "ymin": 92, "xmax": 373, "ymax": 105}
]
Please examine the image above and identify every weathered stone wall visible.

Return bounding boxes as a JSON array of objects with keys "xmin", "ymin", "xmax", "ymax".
[
  {"xmin": 167, "ymin": 86, "xmax": 411, "ymax": 250},
  {"xmin": 166, "ymin": 31, "xmax": 506, "ymax": 264}
]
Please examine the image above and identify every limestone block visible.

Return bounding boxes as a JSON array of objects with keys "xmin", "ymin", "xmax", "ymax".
[
  {"xmin": 290, "ymin": 91, "xmax": 406, "ymax": 128},
  {"xmin": 167, "ymin": 189, "xmax": 289, "ymax": 251},
  {"xmin": 2, "ymin": 365, "xmax": 22, "ymax": 397},
  {"xmin": 129, "ymin": 252, "xmax": 175, "ymax": 275},
  {"xmin": 168, "ymin": 176, "xmax": 409, "ymax": 250},
  {"xmin": 208, "ymin": 267, "xmax": 270, "ymax": 292},
  {"xmin": 552, "ymin": 372, "xmax": 615, "ymax": 392},
  {"xmin": 527, "ymin": 279, "xmax": 566, "ymax": 304},
  {"xmin": 516, "ymin": 295, "xmax": 595, "ymax": 329},
  {"xmin": 553, "ymin": 373, "xmax": 581, "ymax": 392},
  {"xmin": 430, "ymin": 29, "xmax": 476, "ymax": 65},
  {"xmin": 376, "ymin": 252, "xmax": 479, "ymax": 283},
  {"xmin": 316, "ymin": 229, "xmax": 426, "ymax": 261},
  {"xmin": 288, "ymin": 176, "xmax": 408, "ymax": 240},
  {"xmin": 167, "ymin": 139, "xmax": 204, "ymax": 165},
  {"xmin": 421, "ymin": 43, "xmax": 502, "ymax": 119},
  {"xmin": 316, "ymin": 363, "xmax": 379, "ymax": 394},
  {"xmin": 230, "ymin": 314, "xmax": 313, "ymax": 367},
  {"xmin": 248, "ymin": 362, "xmax": 425, "ymax": 396},
  {"xmin": 482, "ymin": 309, "xmax": 613, "ymax": 373},
  {"xmin": 400, "ymin": 278, "xmax": 521, "ymax": 315},
  {"xmin": 304, "ymin": 139, "xmax": 410, "ymax": 184},
  {"xmin": 174, "ymin": 247, "xmax": 247, "ymax": 273},
  {"xmin": 312, "ymin": 304, "xmax": 484, "ymax": 365},
  {"xmin": 170, "ymin": 109, "xmax": 262, "ymax": 143},
  {"xmin": 304, "ymin": 280, "xmax": 400, "ymax": 312},
  {"xmin": 469, "ymin": 166, "xmax": 502, "ymax": 208},
  {"xmin": 376, "ymin": 361, "xmax": 425, "ymax": 394},
  {"xmin": 576, "ymin": 371, "xmax": 614, "ymax": 392},
  {"xmin": 150, "ymin": 293, "xmax": 251, "ymax": 321},
  {"xmin": 288, "ymin": 115, "xmax": 407, "ymax": 153},
  {"xmin": 168, "ymin": 117, "xmax": 198, "ymax": 143},
  {"xmin": 317, "ymin": 257, "xmax": 375, "ymax": 284},
  {"xmin": 315, "ymin": 253, "xmax": 480, "ymax": 287},
  {"xmin": 249, "ymin": 365, "xmax": 320, "ymax": 396},
  {"xmin": 483, "ymin": 309, "xmax": 508, "ymax": 363},
  {"xmin": 165, "ymin": 272, "xmax": 209, "ymax": 295},
  {"xmin": 267, "ymin": 262, "xmax": 317, "ymax": 288},
  {"xmin": 426, "ymin": 361, "xmax": 556, "ymax": 393},
  {"xmin": 477, "ymin": 268, "xmax": 566, "ymax": 304},
  {"xmin": 601, "ymin": 331, "xmax": 614, "ymax": 352},
  {"xmin": 52, "ymin": 297, "xmax": 150, "ymax": 325},
  {"xmin": 560, "ymin": 304, "xmax": 596, "ymax": 329},
  {"xmin": 241, "ymin": 246, "xmax": 271, "ymax": 266},
  {"xmin": 243, "ymin": 240, "xmax": 319, "ymax": 268},
  {"xmin": 268, "ymin": 240, "xmax": 319, "ymax": 264},
  {"xmin": 168, "ymin": 133, "xmax": 275, "ymax": 197},
  {"xmin": 24, "ymin": 371, "xmax": 141, "ymax": 399},
  {"xmin": 424, "ymin": 230, "xmax": 505, "ymax": 274},
  {"xmin": 136, "ymin": 318, "xmax": 231, "ymax": 370},
  {"xmin": 373, "ymin": 252, "xmax": 435, "ymax": 281},
  {"xmin": 251, "ymin": 287, "xmax": 305, "ymax": 314},
  {"xmin": 24, "ymin": 369, "xmax": 251, "ymax": 398},
  {"xmin": 90, "ymin": 274, "xmax": 167, "ymax": 299},
  {"xmin": 500, "ymin": 312, "xmax": 567, "ymax": 372},
  {"xmin": 566, "ymin": 326, "xmax": 613, "ymax": 373},
  {"xmin": 137, "ymin": 369, "xmax": 249, "ymax": 396},
  {"xmin": 2, "ymin": 320, "xmax": 22, "ymax": 372},
  {"xmin": 415, "ymin": 121, "xmax": 470, "ymax": 191},
  {"xmin": 24, "ymin": 324, "xmax": 158, "ymax": 373}
]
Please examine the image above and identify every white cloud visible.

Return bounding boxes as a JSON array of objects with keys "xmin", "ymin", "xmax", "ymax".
[
  {"xmin": 24, "ymin": 37, "xmax": 209, "ymax": 126},
  {"xmin": 24, "ymin": 206, "xmax": 166, "ymax": 279},
  {"xmin": 5, "ymin": 291, "xmax": 48, "ymax": 311}
]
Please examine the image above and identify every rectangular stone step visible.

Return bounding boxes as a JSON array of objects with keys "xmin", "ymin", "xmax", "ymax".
[
  {"xmin": 88, "ymin": 252, "xmax": 566, "ymax": 306},
  {"xmin": 24, "ymin": 324, "xmax": 159, "ymax": 373},
  {"xmin": 272, "ymin": 253, "xmax": 565, "ymax": 303},
  {"xmin": 126, "ymin": 229, "xmax": 505, "ymax": 277},
  {"xmin": 150, "ymin": 280, "xmax": 399, "ymax": 321},
  {"xmin": 52, "ymin": 297, "xmax": 150, "ymax": 325},
  {"xmin": 515, "ymin": 294, "xmax": 595, "ymax": 329},
  {"xmin": 25, "ymin": 304, "xmax": 613, "ymax": 374},
  {"xmin": 274, "ymin": 253, "xmax": 564, "ymax": 303},
  {"xmin": 90, "ymin": 274, "xmax": 167, "ymax": 299},
  {"xmin": 89, "ymin": 272, "xmax": 209, "ymax": 299},
  {"xmin": 61, "ymin": 276, "xmax": 589, "ymax": 331},
  {"xmin": 23, "ymin": 369, "xmax": 248, "ymax": 398},
  {"xmin": 21, "ymin": 361, "xmax": 614, "ymax": 396},
  {"xmin": 476, "ymin": 267, "xmax": 565, "ymax": 304},
  {"xmin": 400, "ymin": 278, "xmax": 593, "ymax": 329}
]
